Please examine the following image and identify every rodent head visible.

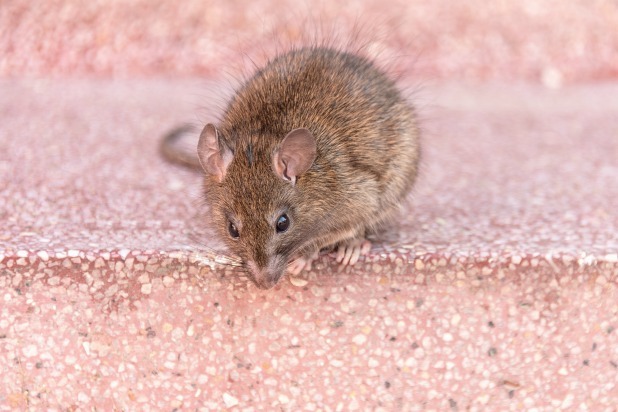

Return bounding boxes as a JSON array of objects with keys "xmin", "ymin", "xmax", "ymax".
[{"xmin": 198, "ymin": 124, "xmax": 317, "ymax": 289}]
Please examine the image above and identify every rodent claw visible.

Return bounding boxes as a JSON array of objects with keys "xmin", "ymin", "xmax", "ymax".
[
  {"xmin": 336, "ymin": 239, "xmax": 372, "ymax": 266},
  {"xmin": 287, "ymin": 251, "xmax": 318, "ymax": 275},
  {"xmin": 287, "ymin": 259, "xmax": 305, "ymax": 276}
]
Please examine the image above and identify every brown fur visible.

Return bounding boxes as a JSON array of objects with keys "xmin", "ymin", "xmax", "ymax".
[{"xmin": 200, "ymin": 46, "xmax": 420, "ymax": 288}]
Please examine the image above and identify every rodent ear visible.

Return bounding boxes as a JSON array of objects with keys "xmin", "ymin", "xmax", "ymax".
[
  {"xmin": 197, "ymin": 123, "xmax": 232, "ymax": 182},
  {"xmin": 273, "ymin": 128, "xmax": 317, "ymax": 184}
]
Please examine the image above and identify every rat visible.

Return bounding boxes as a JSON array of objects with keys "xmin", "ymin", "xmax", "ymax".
[{"xmin": 161, "ymin": 46, "xmax": 420, "ymax": 289}]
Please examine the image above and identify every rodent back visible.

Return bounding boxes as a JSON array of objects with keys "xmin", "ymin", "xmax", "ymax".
[
  {"xmin": 221, "ymin": 47, "xmax": 407, "ymax": 147},
  {"xmin": 220, "ymin": 46, "xmax": 418, "ymax": 190}
]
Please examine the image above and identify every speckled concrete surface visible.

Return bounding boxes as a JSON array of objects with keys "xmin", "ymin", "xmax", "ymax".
[
  {"xmin": 2, "ymin": 0, "xmax": 618, "ymax": 410},
  {"xmin": 1, "ymin": 78, "xmax": 617, "ymax": 410}
]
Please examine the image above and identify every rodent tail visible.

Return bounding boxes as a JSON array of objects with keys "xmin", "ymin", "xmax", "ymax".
[{"xmin": 159, "ymin": 124, "xmax": 203, "ymax": 170}]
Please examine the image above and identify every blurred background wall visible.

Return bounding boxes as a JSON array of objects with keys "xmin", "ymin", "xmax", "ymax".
[{"xmin": 1, "ymin": 0, "xmax": 617, "ymax": 85}]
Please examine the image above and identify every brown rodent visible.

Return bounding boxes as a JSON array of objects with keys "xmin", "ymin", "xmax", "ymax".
[{"xmin": 164, "ymin": 46, "xmax": 420, "ymax": 289}]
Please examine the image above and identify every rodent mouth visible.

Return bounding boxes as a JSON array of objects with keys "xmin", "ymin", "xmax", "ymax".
[
  {"xmin": 254, "ymin": 280, "xmax": 276, "ymax": 290},
  {"xmin": 246, "ymin": 260, "xmax": 284, "ymax": 290},
  {"xmin": 253, "ymin": 274, "xmax": 281, "ymax": 290}
]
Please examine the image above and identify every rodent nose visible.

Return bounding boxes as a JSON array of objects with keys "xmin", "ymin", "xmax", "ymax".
[
  {"xmin": 255, "ymin": 279, "xmax": 277, "ymax": 290},
  {"xmin": 246, "ymin": 260, "xmax": 281, "ymax": 289}
]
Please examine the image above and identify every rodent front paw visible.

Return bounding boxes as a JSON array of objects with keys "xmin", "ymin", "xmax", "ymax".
[
  {"xmin": 287, "ymin": 251, "xmax": 319, "ymax": 275},
  {"xmin": 335, "ymin": 239, "xmax": 372, "ymax": 266}
]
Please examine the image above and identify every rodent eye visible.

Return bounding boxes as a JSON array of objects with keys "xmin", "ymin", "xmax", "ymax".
[
  {"xmin": 276, "ymin": 214, "xmax": 289, "ymax": 233},
  {"xmin": 228, "ymin": 221, "xmax": 240, "ymax": 238}
]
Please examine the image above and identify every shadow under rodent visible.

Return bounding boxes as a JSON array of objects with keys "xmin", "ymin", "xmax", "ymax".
[{"xmin": 161, "ymin": 46, "xmax": 420, "ymax": 289}]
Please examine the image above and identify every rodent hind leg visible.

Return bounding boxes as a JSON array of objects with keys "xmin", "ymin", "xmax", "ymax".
[
  {"xmin": 335, "ymin": 238, "xmax": 372, "ymax": 266},
  {"xmin": 287, "ymin": 250, "xmax": 319, "ymax": 276}
]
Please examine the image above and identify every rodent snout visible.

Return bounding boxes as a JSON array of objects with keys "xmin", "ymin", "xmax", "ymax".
[{"xmin": 246, "ymin": 258, "xmax": 286, "ymax": 289}]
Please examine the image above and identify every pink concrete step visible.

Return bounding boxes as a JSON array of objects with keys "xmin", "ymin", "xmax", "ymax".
[
  {"xmin": 1, "ymin": 78, "xmax": 617, "ymax": 410},
  {"xmin": 4, "ymin": 1, "xmax": 618, "ymax": 409}
]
